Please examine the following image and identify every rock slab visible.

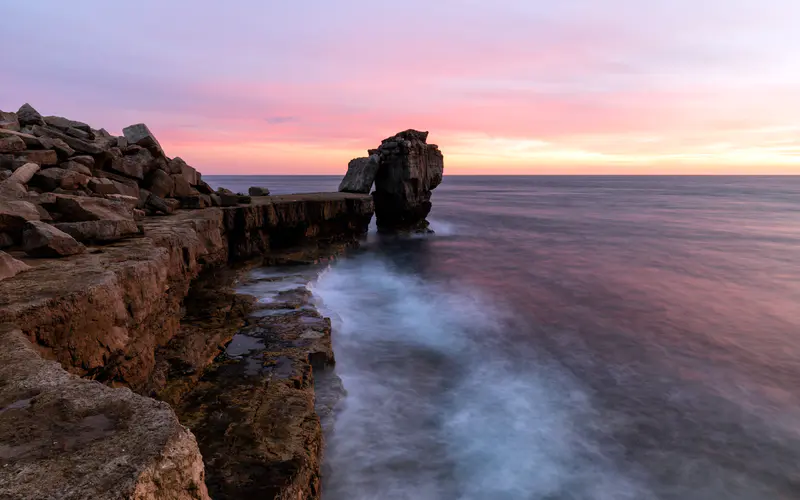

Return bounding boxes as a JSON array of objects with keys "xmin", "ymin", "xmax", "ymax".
[
  {"xmin": 22, "ymin": 221, "xmax": 86, "ymax": 257},
  {"xmin": 338, "ymin": 155, "xmax": 380, "ymax": 194}
]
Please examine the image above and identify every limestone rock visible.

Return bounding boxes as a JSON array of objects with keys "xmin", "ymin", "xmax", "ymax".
[
  {"xmin": 0, "ymin": 250, "xmax": 29, "ymax": 280},
  {"xmin": 145, "ymin": 168, "xmax": 174, "ymax": 198},
  {"xmin": 55, "ymin": 195, "xmax": 135, "ymax": 222},
  {"xmin": 23, "ymin": 220, "xmax": 85, "ymax": 257},
  {"xmin": 338, "ymin": 155, "xmax": 379, "ymax": 194},
  {"xmin": 54, "ymin": 219, "xmax": 140, "ymax": 243},
  {"xmin": 248, "ymin": 186, "xmax": 271, "ymax": 196},
  {"xmin": 0, "ymin": 200, "xmax": 42, "ymax": 238},
  {"xmin": 31, "ymin": 125, "xmax": 103, "ymax": 155},
  {"xmin": 371, "ymin": 129, "xmax": 444, "ymax": 231},
  {"xmin": 176, "ymin": 195, "xmax": 211, "ymax": 209},
  {"xmin": 17, "ymin": 103, "xmax": 44, "ymax": 126},
  {"xmin": 14, "ymin": 149, "xmax": 58, "ymax": 166},
  {"xmin": 43, "ymin": 115, "xmax": 92, "ymax": 134},
  {"xmin": 0, "ymin": 111, "xmax": 19, "ymax": 131},
  {"xmin": 122, "ymin": 123, "xmax": 164, "ymax": 156},
  {"xmin": 7, "ymin": 162, "xmax": 40, "ymax": 184},
  {"xmin": 0, "ymin": 135, "xmax": 25, "ymax": 153}
]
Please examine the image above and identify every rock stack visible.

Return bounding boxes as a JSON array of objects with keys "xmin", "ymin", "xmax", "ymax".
[
  {"xmin": 339, "ymin": 129, "xmax": 444, "ymax": 232},
  {"xmin": 0, "ymin": 103, "xmax": 232, "ymax": 258}
]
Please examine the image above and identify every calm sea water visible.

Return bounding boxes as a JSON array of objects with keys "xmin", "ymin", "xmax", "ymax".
[{"xmin": 209, "ymin": 175, "xmax": 800, "ymax": 500}]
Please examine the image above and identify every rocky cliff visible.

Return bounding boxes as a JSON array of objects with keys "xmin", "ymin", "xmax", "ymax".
[{"xmin": 0, "ymin": 103, "xmax": 375, "ymax": 500}]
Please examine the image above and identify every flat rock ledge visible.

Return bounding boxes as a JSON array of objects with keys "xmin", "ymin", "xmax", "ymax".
[{"xmin": 0, "ymin": 193, "xmax": 373, "ymax": 500}]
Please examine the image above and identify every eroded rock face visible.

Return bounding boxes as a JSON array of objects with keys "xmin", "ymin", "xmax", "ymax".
[
  {"xmin": 23, "ymin": 220, "xmax": 86, "ymax": 257},
  {"xmin": 371, "ymin": 129, "xmax": 444, "ymax": 232},
  {"xmin": 338, "ymin": 155, "xmax": 380, "ymax": 194},
  {"xmin": 0, "ymin": 325, "xmax": 210, "ymax": 500},
  {"xmin": 0, "ymin": 251, "xmax": 30, "ymax": 281}
]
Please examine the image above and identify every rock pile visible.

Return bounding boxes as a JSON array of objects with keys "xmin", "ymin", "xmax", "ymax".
[
  {"xmin": 0, "ymin": 103, "xmax": 250, "ymax": 258},
  {"xmin": 339, "ymin": 129, "xmax": 444, "ymax": 232}
]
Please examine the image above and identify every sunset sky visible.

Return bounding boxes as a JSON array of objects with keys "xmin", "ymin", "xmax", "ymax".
[{"xmin": 2, "ymin": 1, "xmax": 799, "ymax": 174}]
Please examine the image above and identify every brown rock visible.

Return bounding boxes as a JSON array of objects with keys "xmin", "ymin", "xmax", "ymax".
[
  {"xmin": 171, "ymin": 174, "xmax": 198, "ymax": 197},
  {"xmin": 138, "ymin": 190, "xmax": 173, "ymax": 214},
  {"xmin": 0, "ymin": 128, "xmax": 43, "ymax": 148},
  {"xmin": 116, "ymin": 136, "xmax": 128, "ymax": 149},
  {"xmin": 195, "ymin": 180, "xmax": 214, "ymax": 195},
  {"xmin": 55, "ymin": 195, "xmax": 135, "ymax": 222},
  {"xmin": 146, "ymin": 169, "xmax": 175, "ymax": 198},
  {"xmin": 88, "ymin": 177, "xmax": 119, "ymax": 195},
  {"xmin": 112, "ymin": 180, "xmax": 140, "ymax": 198},
  {"xmin": 39, "ymin": 137, "xmax": 76, "ymax": 159},
  {"xmin": 43, "ymin": 116, "xmax": 92, "ymax": 134},
  {"xmin": 106, "ymin": 194, "xmax": 140, "ymax": 209},
  {"xmin": 0, "ymin": 170, "xmax": 9, "ymax": 181},
  {"xmin": 0, "ymin": 250, "xmax": 30, "ymax": 280},
  {"xmin": 14, "ymin": 149, "xmax": 58, "ymax": 166},
  {"xmin": 7, "ymin": 162, "xmax": 40, "ymax": 184},
  {"xmin": 0, "ymin": 200, "xmax": 42, "ymax": 238},
  {"xmin": 122, "ymin": 123, "xmax": 164, "ymax": 156},
  {"xmin": 176, "ymin": 194, "xmax": 211, "ymax": 209},
  {"xmin": 31, "ymin": 168, "xmax": 69, "ymax": 191},
  {"xmin": 71, "ymin": 155, "xmax": 95, "ymax": 169},
  {"xmin": 17, "ymin": 103, "xmax": 44, "ymax": 126},
  {"xmin": 62, "ymin": 160, "xmax": 92, "ymax": 176},
  {"xmin": 0, "ymin": 232, "xmax": 13, "ymax": 248},
  {"xmin": 109, "ymin": 148, "xmax": 151, "ymax": 180},
  {"xmin": 0, "ymin": 111, "xmax": 19, "ymax": 131},
  {"xmin": 180, "ymin": 161, "xmax": 199, "ymax": 185},
  {"xmin": 54, "ymin": 219, "xmax": 140, "ymax": 243},
  {"xmin": 23, "ymin": 220, "xmax": 86, "ymax": 257},
  {"xmin": 31, "ymin": 125, "xmax": 103, "ymax": 155},
  {"xmin": 0, "ymin": 135, "xmax": 25, "ymax": 153}
]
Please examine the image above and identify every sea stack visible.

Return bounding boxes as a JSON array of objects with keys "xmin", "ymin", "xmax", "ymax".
[{"xmin": 339, "ymin": 129, "xmax": 444, "ymax": 232}]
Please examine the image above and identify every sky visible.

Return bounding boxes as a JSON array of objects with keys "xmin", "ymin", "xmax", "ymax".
[{"xmin": 2, "ymin": 1, "xmax": 799, "ymax": 175}]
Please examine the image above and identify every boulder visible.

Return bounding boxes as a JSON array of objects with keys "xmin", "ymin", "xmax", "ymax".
[
  {"xmin": 22, "ymin": 220, "xmax": 85, "ymax": 257},
  {"xmin": 105, "ymin": 194, "xmax": 139, "ymax": 209},
  {"xmin": 109, "ymin": 148, "xmax": 151, "ymax": 180},
  {"xmin": 17, "ymin": 103, "xmax": 44, "ymax": 127},
  {"xmin": 218, "ymin": 193, "xmax": 239, "ymax": 207},
  {"xmin": 71, "ymin": 155, "xmax": 95, "ymax": 169},
  {"xmin": 216, "ymin": 187, "xmax": 234, "ymax": 196},
  {"xmin": 176, "ymin": 195, "xmax": 211, "ymax": 209},
  {"xmin": 43, "ymin": 116, "xmax": 92, "ymax": 134},
  {"xmin": 146, "ymin": 169, "xmax": 174, "ymax": 198},
  {"xmin": 7, "ymin": 162, "xmax": 39, "ymax": 184},
  {"xmin": 55, "ymin": 195, "xmax": 134, "ymax": 222},
  {"xmin": 62, "ymin": 160, "xmax": 92, "ymax": 176},
  {"xmin": 166, "ymin": 156, "xmax": 187, "ymax": 175},
  {"xmin": 53, "ymin": 219, "xmax": 140, "ymax": 243},
  {"xmin": 111, "ymin": 180, "xmax": 139, "ymax": 198},
  {"xmin": 179, "ymin": 160, "xmax": 198, "ymax": 185},
  {"xmin": 338, "ymin": 155, "xmax": 379, "ymax": 194},
  {"xmin": 138, "ymin": 189, "xmax": 172, "ymax": 214},
  {"xmin": 0, "ymin": 129, "xmax": 43, "ymax": 148},
  {"xmin": 87, "ymin": 177, "xmax": 119, "ymax": 195},
  {"xmin": 171, "ymin": 174, "xmax": 198, "ymax": 197},
  {"xmin": 248, "ymin": 186, "xmax": 270, "ymax": 196},
  {"xmin": 195, "ymin": 180, "xmax": 214, "ymax": 195},
  {"xmin": 0, "ymin": 111, "xmax": 19, "ymax": 131},
  {"xmin": 122, "ymin": 123, "xmax": 164, "ymax": 156},
  {"xmin": 39, "ymin": 137, "xmax": 76, "ymax": 159},
  {"xmin": 31, "ymin": 125, "xmax": 103, "ymax": 155},
  {"xmin": 371, "ymin": 129, "xmax": 444, "ymax": 232},
  {"xmin": 31, "ymin": 168, "xmax": 69, "ymax": 191},
  {"xmin": 0, "ymin": 135, "xmax": 25, "ymax": 153},
  {"xmin": 13, "ymin": 149, "xmax": 58, "ymax": 166},
  {"xmin": 0, "ymin": 201, "xmax": 45, "ymax": 237},
  {"xmin": 0, "ymin": 170, "xmax": 10, "ymax": 181},
  {"xmin": 0, "ymin": 180, "xmax": 27, "ymax": 198},
  {"xmin": 0, "ymin": 251, "xmax": 29, "ymax": 281},
  {"xmin": 116, "ymin": 136, "xmax": 128, "ymax": 149}
]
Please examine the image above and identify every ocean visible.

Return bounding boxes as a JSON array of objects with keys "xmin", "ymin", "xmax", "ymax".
[{"xmin": 207, "ymin": 175, "xmax": 800, "ymax": 500}]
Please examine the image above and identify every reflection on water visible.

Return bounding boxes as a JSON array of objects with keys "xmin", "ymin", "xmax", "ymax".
[{"xmin": 215, "ymin": 175, "xmax": 800, "ymax": 499}]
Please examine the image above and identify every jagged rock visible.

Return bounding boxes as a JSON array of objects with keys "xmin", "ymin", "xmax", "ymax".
[
  {"xmin": 22, "ymin": 220, "xmax": 85, "ymax": 257},
  {"xmin": 0, "ymin": 111, "xmax": 19, "ymax": 131},
  {"xmin": 218, "ymin": 193, "xmax": 239, "ymax": 207},
  {"xmin": 31, "ymin": 168, "xmax": 89, "ymax": 191},
  {"xmin": 17, "ymin": 103, "xmax": 44, "ymax": 126},
  {"xmin": 371, "ymin": 129, "xmax": 444, "ymax": 231},
  {"xmin": 109, "ymin": 148, "xmax": 150, "ymax": 180},
  {"xmin": 31, "ymin": 125, "xmax": 103, "ymax": 155},
  {"xmin": 54, "ymin": 219, "xmax": 140, "ymax": 243},
  {"xmin": 210, "ymin": 193, "xmax": 221, "ymax": 206},
  {"xmin": 0, "ymin": 170, "xmax": 10, "ymax": 181},
  {"xmin": 195, "ymin": 180, "xmax": 214, "ymax": 195},
  {"xmin": 112, "ymin": 180, "xmax": 139, "ymax": 198},
  {"xmin": 216, "ymin": 187, "xmax": 234, "ymax": 196},
  {"xmin": 116, "ymin": 136, "xmax": 128, "ymax": 149},
  {"xmin": 55, "ymin": 195, "xmax": 134, "ymax": 222},
  {"xmin": 122, "ymin": 123, "xmax": 164, "ymax": 156},
  {"xmin": 0, "ymin": 180, "xmax": 27, "ymax": 198},
  {"xmin": 179, "ymin": 160, "xmax": 198, "ymax": 185},
  {"xmin": 171, "ymin": 174, "xmax": 198, "ymax": 197},
  {"xmin": 88, "ymin": 177, "xmax": 119, "ymax": 195},
  {"xmin": 13, "ymin": 149, "xmax": 58, "ymax": 166},
  {"xmin": 167, "ymin": 156, "xmax": 187, "ymax": 175},
  {"xmin": 62, "ymin": 160, "xmax": 92, "ymax": 176},
  {"xmin": 0, "ymin": 250, "xmax": 29, "ymax": 280},
  {"xmin": 7, "ymin": 162, "xmax": 39, "ymax": 184},
  {"xmin": 248, "ymin": 186, "xmax": 270, "ymax": 196},
  {"xmin": 138, "ymin": 189, "xmax": 172, "ymax": 214},
  {"xmin": 0, "ymin": 129, "xmax": 43, "ymax": 148},
  {"xmin": 39, "ymin": 137, "xmax": 76, "ymax": 159},
  {"xmin": 106, "ymin": 194, "xmax": 139, "ymax": 209},
  {"xmin": 176, "ymin": 195, "xmax": 211, "ymax": 209},
  {"xmin": 71, "ymin": 155, "xmax": 95, "ymax": 169},
  {"xmin": 43, "ymin": 116, "xmax": 92, "ymax": 134},
  {"xmin": 0, "ymin": 233, "xmax": 13, "ymax": 248},
  {"xmin": 146, "ymin": 169, "xmax": 174, "ymax": 198},
  {"xmin": 0, "ymin": 135, "xmax": 25, "ymax": 153},
  {"xmin": 338, "ymin": 155, "xmax": 379, "ymax": 194}
]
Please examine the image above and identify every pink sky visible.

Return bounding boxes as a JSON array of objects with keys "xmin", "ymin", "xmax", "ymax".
[{"xmin": 2, "ymin": 1, "xmax": 799, "ymax": 174}]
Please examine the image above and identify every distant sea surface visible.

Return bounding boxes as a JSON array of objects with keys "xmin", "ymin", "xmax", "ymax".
[{"xmin": 209, "ymin": 175, "xmax": 800, "ymax": 500}]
